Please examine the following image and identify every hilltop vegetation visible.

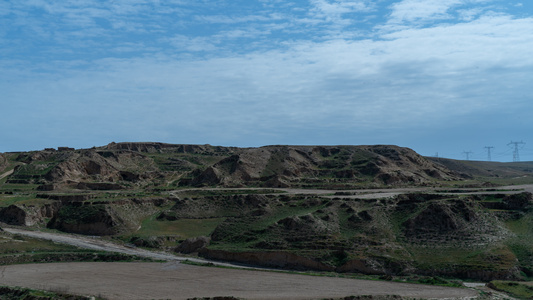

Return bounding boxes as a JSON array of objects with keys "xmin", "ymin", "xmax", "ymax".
[{"xmin": 2, "ymin": 142, "xmax": 533, "ymax": 282}]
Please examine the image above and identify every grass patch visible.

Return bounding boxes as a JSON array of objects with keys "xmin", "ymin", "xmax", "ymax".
[
  {"xmin": 0, "ymin": 231, "xmax": 152, "ymax": 265},
  {"xmin": 488, "ymin": 280, "xmax": 533, "ymax": 299},
  {"xmin": 0, "ymin": 195, "xmax": 53, "ymax": 208},
  {"xmin": 405, "ymin": 244, "xmax": 517, "ymax": 274},
  {"xmin": 0, "ymin": 232, "xmax": 81, "ymax": 255},
  {"xmin": 137, "ymin": 217, "xmax": 226, "ymax": 238},
  {"xmin": 0, "ymin": 184, "xmax": 39, "ymax": 192},
  {"xmin": 0, "ymin": 285, "xmax": 104, "ymax": 300}
]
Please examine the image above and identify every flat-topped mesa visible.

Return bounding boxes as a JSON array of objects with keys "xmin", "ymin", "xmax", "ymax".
[
  {"xmin": 3, "ymin": 142, "xmax": 466, "ymax": 190},
  {"xmin": 103, "ymin": 142, "xmax": 234, "ymax": 154}
]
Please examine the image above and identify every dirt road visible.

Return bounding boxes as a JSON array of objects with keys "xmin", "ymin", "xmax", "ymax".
[
  {"xmin": 0, "ymin": 262, "xmax": 479, "ymax": 300},
  {"xmin": 0, "ymin": 169, "xmax": 14, "ymax": 181},
  {"xmin": 173, "ymin": 184, "xmax": 533, "ymax": 200},
  {"xmin": 2, "ymin": 227, "xmax": 243, "ymax": 268}
]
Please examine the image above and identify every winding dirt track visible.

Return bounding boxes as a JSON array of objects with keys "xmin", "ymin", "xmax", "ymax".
[{"xmin": 0, "ymin": 262, "xmax": 478, "ymax": 300}]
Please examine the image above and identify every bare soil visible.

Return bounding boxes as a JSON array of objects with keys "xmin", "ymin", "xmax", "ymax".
[{"xmin": 0, "ymin": 262, "xmax": 478, "ymax": 300}]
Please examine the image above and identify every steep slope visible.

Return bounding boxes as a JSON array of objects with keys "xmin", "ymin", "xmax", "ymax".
[{"xmin": 191, "ymin": 145, "xmax": 460, "ymax": 188}]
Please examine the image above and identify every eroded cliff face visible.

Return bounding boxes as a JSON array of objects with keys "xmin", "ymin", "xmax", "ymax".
[
  {"xmin": 191, "ymin": 145, "xmax": 461, "ymax": 188},
  {"xmin": 43, "ymin": 149, "xmax": 159, "ymax": 186},
  {"xmin": 3, "ymin": 143, "xmax": 466, "ymax": 191},
  {"xmin": 0, "ymin": 203, "xmax": 59, "ymax": 226},
  {"xmin": 0, "ymin": 198, "xmax": 169, "ymax": 236}
]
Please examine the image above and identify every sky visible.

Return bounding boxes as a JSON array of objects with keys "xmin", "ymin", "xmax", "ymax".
[{"xmin": 1, "ymin": 0, "xmax": 532, "ymax": 162}]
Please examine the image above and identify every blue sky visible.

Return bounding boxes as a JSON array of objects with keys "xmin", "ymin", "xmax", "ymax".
[{"xmin": 1, "ymin": 0, "xmax": 532, "ymax": 162}]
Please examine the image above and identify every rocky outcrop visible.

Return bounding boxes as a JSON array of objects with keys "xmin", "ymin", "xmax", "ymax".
[
  {"xmin": 502, "ymin": 192, "xmax": 532, "ymax": 210},
  {"xmin": 44, "ymin": 197, "xmax": 169, "ymax": 236},
  {"xmin": 0, "ymin": 203, "xmax": 59, "ymax": 226},
  {"xmin": 176, "ymin": 236, "xmax": 210, "ymax": 254},
  {"xmin": 43, "ymin": 149, "xmax": 158, "ymax": 186},
  {"xmin": 104, "ymin": 142, "xmax": 236, "ymax": 155},
  {"xmin": 0, "ymin": 196, "xmax": 167, "ymax": 235},
  {"xmin": 0, "ymin": 205, "xmax": 26, "ymax": 225}
]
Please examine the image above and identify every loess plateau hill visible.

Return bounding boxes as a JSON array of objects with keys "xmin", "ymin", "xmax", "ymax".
[{"xmin": 2, "ymin": 142, "xmax": 533, "ymax": 281}]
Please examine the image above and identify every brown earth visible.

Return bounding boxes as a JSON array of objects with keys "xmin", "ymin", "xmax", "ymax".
[
  {"xmin": 7, "ymin": 143, "xmax": 462, "ymax": 190},
  {"xmin": 0, "ymin": 262, "xmax": 478, "ymax": 300},
  {"xmin": 190, "ymin": 145, "xmax": 460, "ymax": 188}
]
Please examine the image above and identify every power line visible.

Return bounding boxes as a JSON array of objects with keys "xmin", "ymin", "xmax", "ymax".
[
  {"xmin": 462, "ymin": 151, "xmax": 473, "ymax": 161},
  {"xmin": 508, "ymin": 141, "xmax": 525, "ymax": 162},
  {"xmin": 484, "ymin": 146, "xmax": 494, "ymax": 162}
]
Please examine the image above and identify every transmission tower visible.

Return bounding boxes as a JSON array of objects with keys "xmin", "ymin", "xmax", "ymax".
[
  {"xmin": 508, "ymin": 141, "xmax": 525, "ymax": 162},
  {"xmin": 484, "ymin": 146, "xmax": 494, "ymax": 162},
  {"xmin": 463, "ymin": 151, "xmax": 473, "ymax": 161}
]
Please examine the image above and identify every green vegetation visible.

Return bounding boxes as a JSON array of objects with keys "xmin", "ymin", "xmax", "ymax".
[
  {"xmin": 0, "ymin": 194, "xmax": 44, "ymax": 208},
  {"xmin": 56, "ymin": 205, "xmax": 106, "ymax": 224},
  {"xmin": 137, "ymin": 217, "xmax": 225, "ymax": 238},
  {"xmin": 0, "ymin": 285, "xmax": 104, "ymax": 300},
  {"xmin": 0, "ymin": 231, "xmax": 151, "ymax": 265},
  {"xmin": 489, "ymin": 280, "xmax": 533, "ymax": 299},
  {"xmin": 0, "ymin": 184, "xmax": 39, "ymax": 192}
]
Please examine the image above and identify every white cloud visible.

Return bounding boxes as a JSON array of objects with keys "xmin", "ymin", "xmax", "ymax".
[
  {"xmin": 6, "ymin": 11, "xmax": 531, "ymax": 140},
  {"xmin": 388, "ymin": 0, "xmax": 464, "ymax": 24},
  {"xmin": 1, "ymin": 0, "xmax": 533, "ymax": 153},
  {"xmin": 165, "ymin": 35, "xmax": 219, "ymax": 52},
  {"xmin": 381, "ymin": 15, "xmax": 533, "ymax": 68},
  {"xmin": 311, "ymin": 0, "xmax": 372, "ymax": 16},
  {"xmin": 215, "ymin": 28, "xmax": 273, "ymax": 40},
  {"xmin": 309, "ymin": 0, "xmax": 374, "ymax": 26},
  {"xmin": 195, "ymin": 14, "xmax": 277, "ymax": 24},
  {"xmin": 457, "ymin": 7, "xmax": 485, "ymax": 21}
]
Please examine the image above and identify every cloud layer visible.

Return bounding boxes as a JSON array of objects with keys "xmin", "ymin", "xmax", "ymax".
[{"xmin": 1, "ymin": 0, "xmax": 532, "ymax": 161}]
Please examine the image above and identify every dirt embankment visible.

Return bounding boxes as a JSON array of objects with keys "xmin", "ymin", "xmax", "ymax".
[
  {"xmin": 199, "ymin": 249, "xmax": 335, "ymax": 271},
  {"xmin": 0, "ymin": 197, "xmax": 169, "ymax": 235}
]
